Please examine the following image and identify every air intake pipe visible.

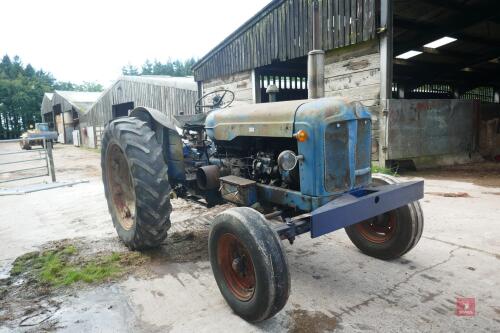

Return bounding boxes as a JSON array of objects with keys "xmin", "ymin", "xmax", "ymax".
[{"xmin": 308, "ymin": 0, "xmax": 325, "ymax": 99}]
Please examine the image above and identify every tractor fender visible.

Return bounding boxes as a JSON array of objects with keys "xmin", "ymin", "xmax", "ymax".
[
  {"xmin": 128, "ymin": 106, "xmax": 186, "ymax": 185},
  {"xmin": 129, "ymin": 106, "xmax": 179, "ymax": 132}
]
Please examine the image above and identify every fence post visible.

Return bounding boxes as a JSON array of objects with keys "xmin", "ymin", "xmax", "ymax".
[{"xmin": 46, "ymin": 140, "xmax": 56, "ymax": 182}]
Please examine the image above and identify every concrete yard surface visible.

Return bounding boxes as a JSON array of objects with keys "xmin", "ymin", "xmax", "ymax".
[{"xmin": 0, "ymin": 144, "xmax": 499, "ymax": 332}]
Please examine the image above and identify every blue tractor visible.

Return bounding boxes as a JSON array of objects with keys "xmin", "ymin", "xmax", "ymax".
[{"xmin": 101, "ymin": 90, "xmax": 423, "ymax": 322}]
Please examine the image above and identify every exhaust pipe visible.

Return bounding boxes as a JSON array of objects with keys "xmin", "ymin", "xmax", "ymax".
[{"xmin": 308, "ymin": 0, "xmax": 325, "ymax": 99}]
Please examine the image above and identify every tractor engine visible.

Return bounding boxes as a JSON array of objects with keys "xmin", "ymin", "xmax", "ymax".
[
  {"xmin": 186, "ymin": 134, "xmax": 300, "ymax": 191},
  {"xmin": 207, "ymin": 137, "xmax": 300, "ymax": 190}
]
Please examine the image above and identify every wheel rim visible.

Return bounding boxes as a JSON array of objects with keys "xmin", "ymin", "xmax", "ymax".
[
  {"xmin": 106, "ymin": 143, "xmax": 136, "ymax": 230},
  {"xmin": 355, "ymin": 211, "xmax": 397, "ymax": 243},
  {"xmin": 217, "ymin": 233, "xmax": 256, "ymax": 301}
]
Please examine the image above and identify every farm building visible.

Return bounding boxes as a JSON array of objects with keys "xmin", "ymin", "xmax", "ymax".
[
  {"xmin": 41, "ymin": 91, "xmax": 101, "ymax": 144},
  {"xmin": 192, "ymin": 0, "xmax": 500, "ymax": 167},
  {"xmin": 79, "ymin": 75, "xmax": 198, "ymax": 148}
]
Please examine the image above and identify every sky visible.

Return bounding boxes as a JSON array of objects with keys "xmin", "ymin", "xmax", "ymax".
[{"xmin": 0, "ymin": 0, "xmax": 270, "ymax": 86}]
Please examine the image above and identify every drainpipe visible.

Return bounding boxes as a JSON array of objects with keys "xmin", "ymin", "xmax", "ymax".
[{"xmin": 308, "ymin": 0, "xmax": 325, "ymax": 99}]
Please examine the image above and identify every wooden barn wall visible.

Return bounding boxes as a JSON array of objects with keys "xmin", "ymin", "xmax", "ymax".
[
  {"xmin": 324, "ymin": 40, "xmax": 380, "ymax": 106},
  {"xmin": 40, "ymin": 95, "xmax": 53, "ymax": 115},
  {"xmin": 324, "ymin": 40, "xmax": 381, "ymax": 160},
  {"xmin": 202, "ymin": 71, "xmax": 253, "ymax": 105},
  {"xmin": 82, "ymin": 80, "xmax": 198, "ymax": 129},
  {"xmin": 52, "ymin": 93, "xmax": 76, "ymax": 113},
  {"xmin": 193, "ymin": 0, "xmax": 376, "ymax": 82}
]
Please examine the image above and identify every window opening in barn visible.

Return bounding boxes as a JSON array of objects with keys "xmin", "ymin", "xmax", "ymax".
[
  {"xmin": 112, "ymin": 102, "xmax": 135, "ymax": 119},
  {"xmin": 256, "ymin": 57, "xmax": 308, "ymax": 103}
]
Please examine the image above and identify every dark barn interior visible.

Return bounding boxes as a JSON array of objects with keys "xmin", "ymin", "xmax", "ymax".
[
  {"xmin": 392, "ymin": 0, "xmax": 500, "ymax": 103},
  {"xmin": 256, "ymin": 57, "xmax": 308, "ymax": 103}
]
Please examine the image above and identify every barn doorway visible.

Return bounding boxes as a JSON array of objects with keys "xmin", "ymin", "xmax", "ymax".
[
  {"xmin": 255, "ymin": 57, "xmax": 308, "ymax": 103},
  {"xmin": 112, "ymin": 102, "xmax": 135, "ymax": 119}
]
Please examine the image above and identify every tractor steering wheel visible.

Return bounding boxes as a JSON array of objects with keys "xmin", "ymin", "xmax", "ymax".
[{"xmin": 195, "ymin": 89, "xmax": 235, "ymax": 113}]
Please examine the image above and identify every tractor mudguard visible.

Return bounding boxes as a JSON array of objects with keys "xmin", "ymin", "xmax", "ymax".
[
  {"xmin": 128, "ymin": 106, "xmax": 186, "ymax": 184},
  {"xmin": 129, "ymin": 106, "xmax": 179, "ymax": 132}
]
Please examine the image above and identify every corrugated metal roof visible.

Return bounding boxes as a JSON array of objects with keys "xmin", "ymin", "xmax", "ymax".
[
  {"xmin": 43, "ymin": 91, "xmax": 102, "ymax": 115},
  {"xmin": 81, "ymin": 75, "xmax": 198, "ymax": 128},
  {"xmin": 54, "ymin": 91, "xmax": 102, "ymax": 104}
]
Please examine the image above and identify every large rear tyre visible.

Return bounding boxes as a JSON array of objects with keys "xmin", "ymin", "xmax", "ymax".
[
  {"xmin": 345, "ymin": 174, "xmax": 424, "ymax": 260},
  {"xmin": 209, "ymin": 207, "xmax": 290, "ymax": 322},
  {"xmin": 101, "ymin": 117, "xmax": 172, "ymax": 250}
]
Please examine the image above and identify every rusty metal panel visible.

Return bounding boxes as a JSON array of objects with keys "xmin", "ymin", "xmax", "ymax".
[
  {"xmin": 206, "ymin": 99, "xmax": 306, "ymax": 140},
  {"xmin": 387, "ymin": 99, "xmax": 477, "ymax": 160},
  {"xmin": 220, "ymin": 175, "xmax": 257, "ymax": 206},
  {"xmin": 324, "ymin": 121, "xmax": 350, "ymax": 192}
]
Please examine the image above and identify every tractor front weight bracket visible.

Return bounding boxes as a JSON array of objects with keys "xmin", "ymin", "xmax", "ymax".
[{"xmin": 273, "ymin": 180, "xmax": 424, "ymax": 241}]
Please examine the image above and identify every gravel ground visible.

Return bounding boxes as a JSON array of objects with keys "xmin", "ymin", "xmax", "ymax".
[{"xmin": 0, "ymin": 143, "xmax": 499, "ymax": 332}]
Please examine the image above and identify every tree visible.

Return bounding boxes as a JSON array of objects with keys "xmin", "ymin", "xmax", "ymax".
[
  {"xmin": 121, "ymin": 58, "xmax": 198, "ymax": 77},
  {"xmin": 122, "ymin": 64, "xmax": 139, "ymax": 76},
  {"xmin": 0, "ymin": 55, "xmax": 57, "ymax": 139},
  {"xmin": 54, "ymin": 81, "xmax": 103, "ymax": 92},
  {"xmin": 141, "ymin": 60, "xmax": 153, "ymax": 75}
]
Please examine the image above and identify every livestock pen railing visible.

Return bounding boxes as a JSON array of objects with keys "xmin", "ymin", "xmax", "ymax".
[{"xmin": 0, "ymin": 138, "xmax": 56, "ymax": 184}]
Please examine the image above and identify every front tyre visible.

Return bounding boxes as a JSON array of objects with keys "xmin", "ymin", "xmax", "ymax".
[
  {"xmin": 101, "ymin": 117, "xmax": 172, "ymax": 250},
  {"xmin": 209, "ymin": 207, "xmax": 290, "ymax": 322},
  {"xmin": 345, "ymin": 174, "xmax": 424, "ymax": 260}
]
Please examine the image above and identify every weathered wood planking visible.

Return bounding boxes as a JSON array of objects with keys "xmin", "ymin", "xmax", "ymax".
[
  {"xmin": 193, "ymin": 0, "xmax": 376, "ymax": 82},
  {"xmin": 80, "ymin": 76, "xmax": 198, "ymax": 130},
  {"xmin": 322, "ymin": 39, "xmax": 381, "ymax": 160},
  {"xmin": 202, "ymin": 70, "xmax": 254, "ymax": 105},
  {"xmin": 323, "ymin": 40, "xmax": 380, "ymax": 106}
]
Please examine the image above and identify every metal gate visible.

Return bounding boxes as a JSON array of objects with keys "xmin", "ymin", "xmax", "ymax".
[{"xmin": 0, "ymin": 138, "xmax": 56, "ymax": 184}]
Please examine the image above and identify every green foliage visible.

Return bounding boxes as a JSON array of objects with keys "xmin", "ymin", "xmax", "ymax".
[
  {"xmin": 0, "ymin": 54, "xmax": 54, "ymax": 139},
  {"xmin": 122, "ymin": 58, "xmax": 197, "ymax": 77},
  {"xmin": 371, "ymin": 164, "xmax": 397, "ymax": 176},
  {"xmin": 10, "ymin": 245, "xmax": 124, "ymax": 287},
  {"xmin": 54, "ymin": 81, "xmax": 103, "ymax": 92},
  {"xmin": 0, "ymin": 54, "xmax": 104, "ymax": 139}
]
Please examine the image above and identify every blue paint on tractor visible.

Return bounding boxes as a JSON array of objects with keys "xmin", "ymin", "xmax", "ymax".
[
  {"xmin": 186, "ymin": 97, "xmax": 421, "ymax": 239},
  {"xmin": 310, "ymin": 180, "xmax": 424, "ymax": 237},
  {"xmin": 294, "ymin": 99, "xmax": 372, "ymax": 198}
]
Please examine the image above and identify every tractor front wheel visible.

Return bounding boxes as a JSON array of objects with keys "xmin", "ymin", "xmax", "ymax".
[
  {"xmin": 101, "ymin": 117, "xmax": 172, "ymax": 250},
  {"xmin": 209, "ymin": 207, "xmax": 290, "ymax": 322},
  {"xmin": 345, "ymin": 174, "xmax": 424, "ymax": 260}
]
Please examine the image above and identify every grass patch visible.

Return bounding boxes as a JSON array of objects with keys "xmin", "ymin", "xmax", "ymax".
[
  {"xmin": 10, "ymin": 245, "xmax": 126, "ymax": 287},
  {"xmin": 79, "ymin": 146, "xmax": 101, "ymax": 154},
  {"xmin": 371, "ymin": 164, "xmax": 397, "ymax": 176}
]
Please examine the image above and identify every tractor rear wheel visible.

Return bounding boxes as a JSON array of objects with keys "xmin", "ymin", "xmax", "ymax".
[
  {"xmin": 101, "ymin": 117, "xmax": 172, "ymax": 250},
  {"xmin": 345, "ymin": 174, "xmax": 424, "ymax": 260},
  {"xmin": 209, "ymin": 207, "xmax": 290, "ymax": 322}
]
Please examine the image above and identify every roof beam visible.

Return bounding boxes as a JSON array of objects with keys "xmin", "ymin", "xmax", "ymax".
[
  {"xmin": 394, "ymin": 3, "xmax": 500, "ymax": 54},
  {"xmin": 394, "ymin": 17, "xmax": 499, "ymax": 47},
  {"xmin": 417, "ymin": 0, "xmax": 498, "ymax": 16}
]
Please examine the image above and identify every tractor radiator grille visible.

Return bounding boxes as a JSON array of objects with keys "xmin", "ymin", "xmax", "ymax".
[
  {"xmin": 324, "ymin": 121, "xmax": 350, "ymax": 192},
  {"xmin": 355, "ymin": 119, "xmax": 371, "ymax": 186},
  {"xmin": 324, "ymin": 119, "xmax": 371, "ymax": 193}
]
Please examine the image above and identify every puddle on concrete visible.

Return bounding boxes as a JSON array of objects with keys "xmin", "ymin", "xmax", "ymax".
[
  {"xmin": 287, "ymin": 308, "xmax": 337, "ymax": 333},
  {"xmin": 425, "ymin": 192, "xmax": 471, "ymax": 198},
  {"xmin": 0, "ymin": 229, "xmax": 212, "ymax": 331}
]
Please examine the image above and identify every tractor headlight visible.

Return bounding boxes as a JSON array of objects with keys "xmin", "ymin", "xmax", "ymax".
[{"xmin": 277, "ymin": 150, "xmax": 303, "ymax": 171}]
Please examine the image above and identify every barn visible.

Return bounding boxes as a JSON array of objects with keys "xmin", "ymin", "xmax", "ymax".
[
  {"xmin": 192, "ymin": 0, "xmax": 500, "ymax": 167},
  {"xmin": 79, "ymin": 75, "xmax": 198, "ymax": 148},
  {"xmin": 41, "ymin": 91, "xmax": 101, "ymax": 144}
]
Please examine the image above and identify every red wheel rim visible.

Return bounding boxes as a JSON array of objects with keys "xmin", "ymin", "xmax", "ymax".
[
  {"xmin": 217, "ymin": 233, "xmax": 256, "ymax": 301},
  {"xmin": 106, "ymin": 143, "xmax": 136, "ymax": 230},
  {"xmin": 355, "ymin": 211, "xmax": 397, "ymax": 243}
]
